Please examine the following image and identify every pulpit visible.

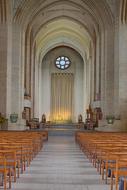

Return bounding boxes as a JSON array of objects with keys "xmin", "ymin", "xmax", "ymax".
[{"xmin": 84, "ymin": 106, "xmax": 103, "ymax": 129}]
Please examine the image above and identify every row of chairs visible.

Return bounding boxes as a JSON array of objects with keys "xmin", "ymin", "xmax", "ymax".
[
  {"xmin": 75, "ymin": 131, "xmax": 127, "ymax": 190},
  {"xmin": 0, "ymin": 130, "xmax": 48, "ymax": 190}
]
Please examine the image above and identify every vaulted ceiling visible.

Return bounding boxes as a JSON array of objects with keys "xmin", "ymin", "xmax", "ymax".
[{"xmin": 12, "ymin": 0, "xmax": 115, "ymax": 60}]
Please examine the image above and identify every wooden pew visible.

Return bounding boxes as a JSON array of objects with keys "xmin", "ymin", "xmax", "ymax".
[{"xmin": 75, "ymin": 132, "xmax": 127, "ymax": 190}]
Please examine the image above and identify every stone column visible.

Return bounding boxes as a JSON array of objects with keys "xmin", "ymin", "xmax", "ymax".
[
  {"xmin": 90, "ymin": 47, "xmax": 95, "ymax": 104},
  {"xmin": 34, "ymin": 56, "xmax": 40, "ymax": 118},
  {"xmin": 8, "ymin": 24, "xmax": 26, "ymax": 130},
  {"xmin": 86, "ymin": 57, "xmax": 91, "ymax": 107},
  {"xmin": 102, "ymin": 27, "xmax": 115, "ymax": 116},
  {"xmin": 114, "ymin": 16, "xmax": 120, "ymax": 119},
  {"xmin": 118, "ymin": 24, "xmax": 127, "ymax": 129},
  {"xmin": 0, "ymin": 24, "xmax": 7, "ymax": 115},
  {"xmin": 0, "ymin": 0, "xmax": 12, "ymax": 117},
  {"xmin": 83, "ymin": 56, "xmax": 87, "ymax": 119},
  {"xmin": 97, "ymin": 26, "xmax": 115, "ymax": 128},
  {"xmin": 95, "ymin": 35, "xmax": 101, "ymax": 100}
]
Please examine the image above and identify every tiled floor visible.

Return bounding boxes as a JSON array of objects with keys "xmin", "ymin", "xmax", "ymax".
[{"xmin": 11, "ymin": 136, "xmax": 111, "ymax": 190}]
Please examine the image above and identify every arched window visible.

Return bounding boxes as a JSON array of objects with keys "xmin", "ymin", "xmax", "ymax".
[{"xmin": 55, "ymin": 56, "xmax": 71, "ymax": 70}]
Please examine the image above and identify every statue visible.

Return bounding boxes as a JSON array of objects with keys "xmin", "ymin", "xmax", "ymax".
[
  {"xmin": 41, "ymin": 114, "xmax": 46, "ymax": 123},
  {"xmin": 78, "ymin": 114, "xmax": 83, "ymax": 123},
  {"xmin": 22, "ymin": 109, "xmax": 26, "ymax": 119},
  {"xmin": 85, "ymin": 105, "xmax": 94, "ymax": 130},
  {"xmin": 77, "ymin": 114, "xmax": 84, "ymax": 129},
  {"xmin": 26, "ymin": 120, "xmax": 31, "ymax": 129},
  {"xmin": 39, "ymin": 114, "xmax": 46, "ymax": 128},
  {"xmin": 0, "ymin": 113, "xmax": 7, "ymax": 130}
]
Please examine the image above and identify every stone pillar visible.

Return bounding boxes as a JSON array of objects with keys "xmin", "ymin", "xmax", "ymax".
[
  {"xmin": 24, "ymin": 27, "xmax": 32, "ymax": 96},
  {"xmin": 100, "ymin": 21, "xmax": 127, "ymax": 131},
  {"xmin": 118, "ymin": 24, "xmax": 127, "ymax": 129},
  {"xmin": 97, "ymin": 27, "xmax": 115, "ymax": 128},
  {"xmin": 8, "ymin": 24, "xmax": 26, "ymax": 130},
  {"xmin": 90, "ymin": 48, "xmax": 95, "ymax": 103},
  {"xmin": 83, "ymin": 57, "xmax": 87, "ymax": 119},
  {"xmin": 114, "ymin": 16, "xmax": 120, "ymax": 118},
  {"xmin": 30, "ymin": 43, "xmax": 36, "ymax": 118},
  {"xmin": 34, "ymin": 57, "xmax": 40, "ymax": 118},
  {"xmin": 99, "ymin": 27, "xmax": 115, "ymax": 118},
  {"xmin": 95, "ymin": 35, "xmax": 101, "ymax": 100},
  {"xmin": 0, "ymin": 24, "xmax": 7, "ymax": 115},
  {"xmin": 85, "ymin": 57, "xmax": 91, "ymax": 107},
  {"xmin": 0, "ymin": 0, "xmax": 12, "ymax": 116},
  {"xmin": 105, "ymin": 29, "xmax": 114, "ymax": 115}
]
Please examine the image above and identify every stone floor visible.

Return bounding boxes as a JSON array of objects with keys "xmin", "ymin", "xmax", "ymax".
[{"xmin": 11, "ymin": 136, "xmax": 112, "ymax": 190}]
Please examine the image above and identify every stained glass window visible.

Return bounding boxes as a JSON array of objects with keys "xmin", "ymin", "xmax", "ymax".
[{"xmin": 55, "ymin": 56, "xmax": 71, "ymax": 70}]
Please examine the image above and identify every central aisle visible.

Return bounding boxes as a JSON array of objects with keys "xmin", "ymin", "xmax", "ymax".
[{"xmin": 12, "ymin": 136, "xmax": 110, "ymax": 190}]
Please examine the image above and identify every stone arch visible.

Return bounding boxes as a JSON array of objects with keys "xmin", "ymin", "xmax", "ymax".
[{"xmin": 11, "ymin": 0, "xmax": 115, "ymax": 120}]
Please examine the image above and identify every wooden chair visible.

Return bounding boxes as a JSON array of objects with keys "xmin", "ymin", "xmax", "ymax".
[
  {"xmin": 75, "ymin": 132, "xmax": 127, "ymax": 190},
  {"xmin": 123, "ymin": 178, "xmax": 127, "ymax": 190},
  {"xmin": 0, "ymin": 130, "xmax": 48, "ymax": 190},
  {"xmin": 0, "ymin": 155, "xmax": 11, "ymax": 190},
  {"xmin": 111, "ymin": 158, "xmax": 127, "ymax": 190}
]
